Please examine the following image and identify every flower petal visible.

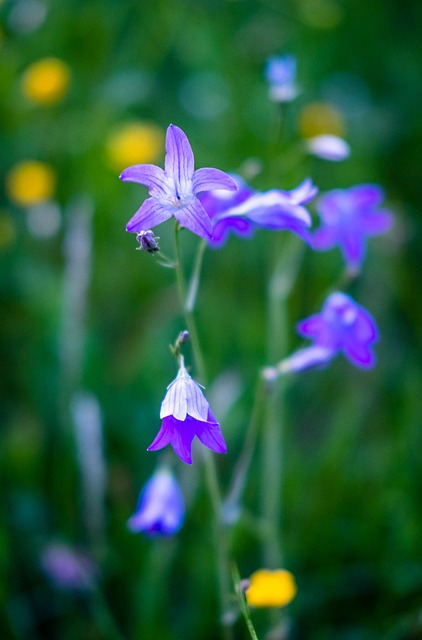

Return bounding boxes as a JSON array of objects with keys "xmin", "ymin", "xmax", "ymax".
[
  {"xmin": 343, "ymin": 341, "xmax": 376, "ymax": 368},
  {"xmin": 164, "ymin": 124, "xmax": 194, "ymax": 185},
  {"xmin": 359, "ymin": 210, "xmax": 393, "ymax": 236},
  {"xmin": 287, "ymin": 178, "xmax": 318, "ymax": 205},
  {"xmin": 160, "ymin": 377, "xmax": 187, "ymax": 421},
  {"xmin": 174, "ymin": 200, "xmax": 213, "ymax": 240},
  {"xmin": 312, "ymin": 227, "xmax": 337, "ymax": 250},
  {"xmin": 297, "ymin": 314, "xmax": 325, "ymax": 338},
  {"xmin": 147, "ymin": 420, "xmax": 174, "ymax": 452},
  {"xmin": 340, "ymin": 230, "xmax": 365, "ymax": 271},
  {"xmin": 168, "ymin": 416, "xmax": 197, "ymax": 465},
  {"xmin": 119, "ymin": 164, "xmax": 168, "ymax": 197},
  {"xmin": 195, "ymin": 421, "xmax": 227, "ymax": 454},
  {"xmin": 192, "ymin": 168, "xmax": 238, "ymax": 195},
  {"xmin": 126, "ymin": 198, "xmax": 173, "ymax": 233},
  {"xmin": 185, "ymin": 378, "xmax": 210, "ymax": 421}
]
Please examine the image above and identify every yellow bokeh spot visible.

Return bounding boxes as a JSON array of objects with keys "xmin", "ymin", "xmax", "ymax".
[
  {"xmin": 299, "ymin": 102, "xmax": 345, "ymax": 139},
  {"xmin": 21, "ymin": 58, "xmax": 70, "ymax": 105},
  {"xmin": 6, "ymin": 161, "xmax": 56, "ymax": 207},
  {"xmin": 246, "ymin": 569, "xmax": 297, "ymax": 608},
  {"xmin": 106, "ymin": 122, "xmax": 165, "ymax": 172}
]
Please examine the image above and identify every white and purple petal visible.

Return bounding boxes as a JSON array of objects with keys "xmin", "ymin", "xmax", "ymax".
[
  {"xmin": 126, "ymin": 198, "xmax": 173, "ymax": 233},
  {"xmin": 192, "ymin": 168, "xmax": 238, "ymax": 195},
  {"xmin": 119, "ymin": 164, "xmax": 168, "ymax": 197},
  {"xmin": 173, "ymin": 200, "xmax": 214, "ymax": 240},
  {"xmin": 164, "ymin": 124, "xmax": 195, "ymax": 187}
]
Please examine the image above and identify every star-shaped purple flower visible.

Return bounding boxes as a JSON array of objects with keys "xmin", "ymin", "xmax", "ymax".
[
  {"xmin": 199, "ymin": 174, "xmax": 256, "ymax": 247},
  {"xmin": 291, "ymin": 292, "xmax": 379, "ymax": 371},
  {"xmin": 127, "ymin": 468, "xmax": 185, "ymax": 537},
  {"xmin": 313, "ymin": 184, "xmax": 393, "ymax": 273},
  {"xmin": 215, "ymin": 178, "xmax": 317, "ymax": 242},
  {"xmin": 148, "ymin": 362, "xmax": 227, "ymax": 465},
  {"xmin": 120, "ymin": 124, "xmax": 238, "ymax": 240}
]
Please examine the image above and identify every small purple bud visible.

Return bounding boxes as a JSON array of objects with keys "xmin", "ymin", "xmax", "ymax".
[
  {"xmin": 136, "ymin": 229, "xmax": 160, "ymax": 253},
  {"xmin": 178, "ymin": 330, "xmax": 190, "ymax": 344}
]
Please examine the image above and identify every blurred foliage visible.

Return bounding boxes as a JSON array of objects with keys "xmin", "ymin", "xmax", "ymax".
[{"xmin": 1, "ymin": 0, "xmax": 422, "ymax": 639}]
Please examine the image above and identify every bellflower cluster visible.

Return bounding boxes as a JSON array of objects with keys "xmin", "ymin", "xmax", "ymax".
[
  {"xmin": 128, "ymin": 468, "xmax": 185, "ymax": 536},
  {"xmin": 265, "ymin": 55, "xmax": 299, "ymax": 103},
  {"xmin": 313, "ymin": 184, "xmax": 393, "ymax": 273},
  {"xmin": 215, "ymin": 178, "xmax": 317, "ymax": 243},
  {"xmin": 199, "ymin": 174, "xmax": 256, "ymax": 247},
  {"xmin": 270, "ymin": 292, "xmax": 378, "ymax": 375},
  {"xmin": 120, "ymin": 124, "xmax": 237, "ymax": 240},
  {"xmin": 148, "ymin": 358, "xmax": 227, "ymax": 465}
]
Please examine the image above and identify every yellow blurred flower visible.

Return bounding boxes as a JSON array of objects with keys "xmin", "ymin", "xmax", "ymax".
[
  {"xmin": 299, "ymin": 102, "xmax": 345, "ymax": 139},
  {"xmin": 106, "ymin": 122, "xmax": 165, "ymax": 172},
  {"xmin": 21, "ymin": 58, "xmax": 70, "ymax": 105},
  {"xmin": 6, "ymin": 161, "xmax": 56, "ymax": 207},
  {"xmin": 246, "ymin": 569, "xmax": 297, "ymax": 608}
]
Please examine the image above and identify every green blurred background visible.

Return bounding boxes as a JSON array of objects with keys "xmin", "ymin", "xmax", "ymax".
[{"xmin": 1, "ymin": 0, "xmax": 422, "ymax": 638}]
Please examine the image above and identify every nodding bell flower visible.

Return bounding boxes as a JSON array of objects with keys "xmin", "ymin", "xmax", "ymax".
[
  {"xmin": 128, "ymin": 468, "xmax": 185, "ymax": 536},
  {"xmin": 265, "ymin": 55, "xmax": 299, "ymax": 103},
  {"xmin": 148, "ymin": 359, "xmax": 227, "ymax": 465}
]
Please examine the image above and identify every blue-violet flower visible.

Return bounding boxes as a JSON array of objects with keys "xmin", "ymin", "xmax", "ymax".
[
  {"xmin": 265, "ymin": 55, "xmax": 299, "ymax": 103},
  {"xmin": 292, "ymin": 292, "xmax": 379, "ymax": 371},
  {"xmin": 148, "ymin": 360, "xmax": 227, "ymax": 465},
  {"xmin": 306, "ymin": 134, "xmax": 351, "ymax": 162},
  {"xmin": 120, "ymin": 124, "xmax": 237, "ymax": 240},
  {"xmin": 199, "ymin": 174, "xmax": 256, "ymax": 247},
  {"xmin": 215, "ymin": 178, "xmax": 317, "ymax": 242},
  {"xmin": 127, "ymin": 467, "xmax": 185, "ymax": 536},
  {"xmin": 313, "ymin": 184, "xmax": 393, "ymax": 273}
]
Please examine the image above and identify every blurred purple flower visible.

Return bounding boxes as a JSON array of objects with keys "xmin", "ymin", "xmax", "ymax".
[
  {"xmin": 292, "ymin": 292, "xmax": 379, "ymax": 370},
  {"xmin": 148, "ymin": 360, "xmax": 227, "ymax": 465},
  {"xmin": 306, "ymin": 134, "xmax": 351, "ymax": 162},
  {"xmin": 265, "ymin": 55, "xmax": 299, "ymax": 103},
  {"xmin": 41, "ymin": 543, "xmax": 95, "ymax": 590},
  {"xmin": 121, "ymin": 124, "xmax": 237, "ymax": 240},
  {"xmin": 199, "ymin": 174, "xmax": 256, "ymax": 247},
  {"xmin": 215, "ymin": 178, "xmax": 317, "ymax": 242},
  {"xmin": 128, "ymin": 468, "xmax": 185, "ymax": 536},
  {"xmin": 313, "ymin": 184, "xmax": 393, "ymax": 273}
]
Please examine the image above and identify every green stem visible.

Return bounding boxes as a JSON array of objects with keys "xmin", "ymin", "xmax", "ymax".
[
  {"xmin": 231, "ymin": 563, "xmax": 260, "ymax": 640},
  {"xmin": 173, "ymin": 223, "xmax": 234, "ymax": 639}
]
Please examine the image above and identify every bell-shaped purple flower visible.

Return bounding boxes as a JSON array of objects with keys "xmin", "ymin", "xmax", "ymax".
[
  {"xmin": 313, "ymin": 184, "xmax": 393, "ymax": 273},
  {"xmin": 41, "ymin": 543, "xmax": 95, "ymax": 590},
  {"xmin": 293, "ymin": 292, "xmax": 379, "ymax": 370},
  {"xmin": 120, "ymin": 124, "xmax": 237, "ymax": 240},
  {"xmin": 148, "ymin": 362, "xmax": 227, "ymax": 465},
  {"xmin": 128, "ymin": 468, "xmax": 185, "ymax": 537},
  {"xmin": 215, "ymin": 178, "xmax": 317, "ymax": 243},
  {"xmin": 265, "ymin": 55, "xmax": 299, "ymax": 103},
  {"xmin": 199, "ymin": 174, "xmax": 256, "ymax": 247}
]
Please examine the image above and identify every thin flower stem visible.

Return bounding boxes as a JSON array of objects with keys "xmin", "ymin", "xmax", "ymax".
[
  {"xmin": 174, "ymin": 224, "xmax": 206, "ymax": 382},
  {"xmin": 90, "ymin": 585, "xmax": 128, "ymax": 640},
  {"xmin": 231, "ymin": 563, "xmax": 260, "ymax": 640},
  {"xmin": 173, "ymin": 223, "xmax": 234, "ymax": 640},
  {"xmin": 186, "ymin": 238, "xmax": 207, "ymax": 313}
]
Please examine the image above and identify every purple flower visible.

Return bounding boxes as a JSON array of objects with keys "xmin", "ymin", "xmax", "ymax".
[
  {"xmin": 216, "ymin": 178, "xmax": 317, "ymax": 242},
  {"xmin": 41, "ymin": 543, "xmax": 95, "ymax": 590},
  {"xmin": 148, "ymin": 361, "xmax": 227, "ymax": 465},
  {"xmin": 120, "ymin": 124, "xmax": 237, "ymax": 240},
  {"xmin": 293, "ymin": 292, "xmax": 379, "ymax": 370},
  {"xmin": 306, "ymin": 135, "xmax": 351, "ymax": 162},
  {"xmin": 265, "ymin": 55, "xmax": 299, "ymax": 103},
  {"xmin": 313, "ymin": 184, "xmax": 393, "ymax": 273},
  {"xmin": 128, "ymin": 468, "xmax": 185, "ymax": 536},
  {"xmin": 199, "ymin": 174, "xmax": 256, "ymax": 247}
]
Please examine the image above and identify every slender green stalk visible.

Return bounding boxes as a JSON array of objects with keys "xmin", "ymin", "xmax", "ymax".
[
  {"xmin": 231, "ymin": 563, "xmax": 260, "ymax": 640},
  {"xmin": 173, "ymin": 224, "xmax": 234, "ymax": 639}
]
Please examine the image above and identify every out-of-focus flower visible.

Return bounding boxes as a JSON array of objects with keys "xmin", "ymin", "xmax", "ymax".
[
  {"xmin": 6, "ymin": 161, "xmax": 56, "ymax": 207},
  {"xmin": 313, "ymin": 184, "xmax": 393, "ymax": 272},
  {"xmin": 21, "ymin": 58, "xmax": 70, "ymax": 105},
  {"xmin": 245, "ymin": 569, "xmax": 297, "ymax": 608},
  {"xmin": 106, "ymin": 122, "xmax": 164, "ymax": 172},
  {"xmin": 286, "ymin": 292, "xmax": 378, "ymax": 372},
  {"xmin": 127, "ymin": 467, "xmax": 185, "ymax": 536},
  {"xmin": 216, "ymin": 178, "xmax": 317, "ymax": 242},
  {"xmin": 148, "ymin": 357, "xmax": 227, "ymax": 465},
  {"xmin": 41, "ymin": 543, "xmax": 95, "ymax": 590},
  {"xmin": 121, "ymin": 124, "xmax": 237, "ymax": 240},
  {"xmin": 306, "ymin": 134, "xmax": 350, "ymax": 161},
  {"xmin": 299, "ymin": 102, "xmax": 345, "ymax": 139},
  {"xmin": 199, "ymin": 174, "xmax": 255, "ymax": 247},
  {"xmin": 265, "ymin": 55, "xmax": 299, "ymax": 103}
]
